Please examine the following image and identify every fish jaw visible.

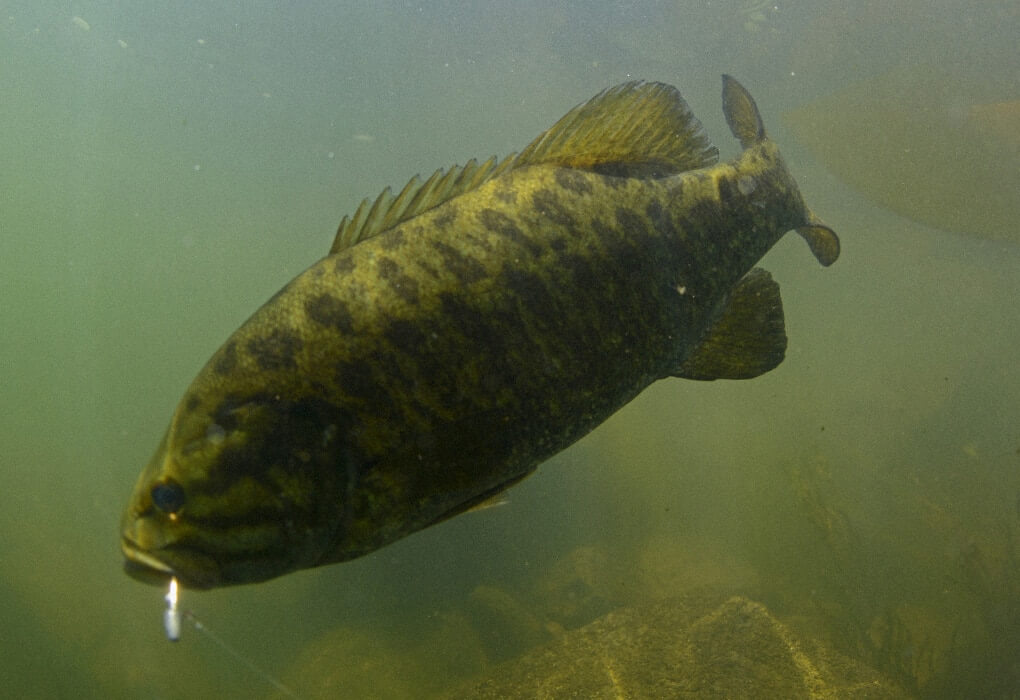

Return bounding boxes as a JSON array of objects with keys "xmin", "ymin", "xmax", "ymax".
[
  {"xmin": 121, "ymin": 543, "xmax": 173, "ymax": 586},
  {"xmin": 119, "ymin": 530, "xmax": 187, "ymax": 587},
  {"xmin": 120, "ymin": 513, "xmax": 223, "ymax": 590}
]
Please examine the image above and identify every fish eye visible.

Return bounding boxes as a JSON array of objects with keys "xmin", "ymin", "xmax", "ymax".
[{"xmin": 150, "ymin": 480, "xmax": 186, "ymax": 514}]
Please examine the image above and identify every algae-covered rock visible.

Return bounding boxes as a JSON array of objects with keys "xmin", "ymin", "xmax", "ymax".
[
  {"xmin": 468, "ymin": 583, "xmax": 554, "ymax": 661},
  {"xmin": 278, "ymin": 612, "xmax": 489, "ymax": 700},
  {"xmin": 632, "ymin": 534, "xmax": 760, "ymax": 603},
  {"xmin": 447, "ymin": 593, "xmax": 911, "ymax": 699},
  {"xmin": 532, "ymin": 545, "xmax": 624, "ymax": 629}
]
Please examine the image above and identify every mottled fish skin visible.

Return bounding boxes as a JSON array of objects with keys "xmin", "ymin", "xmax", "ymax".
[{"xmin": 121, "ymin": 76, "xmax": 838, "ymax": 589}]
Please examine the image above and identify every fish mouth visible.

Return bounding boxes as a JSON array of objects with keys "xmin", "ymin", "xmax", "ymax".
[
  {"xmin": 121, "ymin": 535, "xmax": 223, "ymax": 590},
  {"xmin": 121, "ymin": 539, "xmax": 175, "ymax": 586}
]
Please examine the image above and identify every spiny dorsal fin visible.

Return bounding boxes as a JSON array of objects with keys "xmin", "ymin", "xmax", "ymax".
[
  {"xmin": 515, "ymin": 81, "xmax": 719, "ymax": 176},
  {"xmin": 330, "ymin": 80, "xmax": 720, "ymax": 254},
  {"xmin": 674, "ymin": 267, "xmax": 787, "ymax": 380},
  {"xmin": 722, "ymin": 74, "xmax": 766, "ymax": 148},
  {"xmin": 330, "ymin": 155, "xmax": 517, "ymax": 254}
]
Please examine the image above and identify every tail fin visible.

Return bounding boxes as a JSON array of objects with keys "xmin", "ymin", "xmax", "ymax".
[{"xmin": 724, "ymin": 75, "xmax": 841, "ymax": 267}]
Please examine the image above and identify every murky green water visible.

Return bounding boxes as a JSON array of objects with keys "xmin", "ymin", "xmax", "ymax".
[{"xmin": 1, "ymin": 2, "xmax": 1016, "ymax": 698}]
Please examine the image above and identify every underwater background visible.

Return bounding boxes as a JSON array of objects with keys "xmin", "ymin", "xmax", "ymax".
[{"xmin": 1, "ymin": 1, "xmax": 1016, "ymax": 697}]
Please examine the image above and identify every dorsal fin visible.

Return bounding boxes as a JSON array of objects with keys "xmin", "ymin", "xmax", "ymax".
[
  {"xmin": 515, "ymin": 80, "xmax": 719, "ymax": 176},
  {"xmin": 330, "ymin": 156, "xmax": 517, "ymax": 254},
  {"xmin": 330, "ymin": 81, "xmax": 719, "ymax": 255}
]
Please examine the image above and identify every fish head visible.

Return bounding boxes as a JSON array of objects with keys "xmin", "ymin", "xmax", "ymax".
[{"xmin": 120, "ymin": 391, "xmax": 350, "ymax": 589}]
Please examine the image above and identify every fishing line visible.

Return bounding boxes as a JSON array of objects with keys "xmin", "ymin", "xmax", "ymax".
[
  {"xmin": 182, "ymin": 609, "xmax": 303, "ymax": 699},
  {"xmin": 163, "ymin": 577, "xmax": 302, "ymax": 697}
]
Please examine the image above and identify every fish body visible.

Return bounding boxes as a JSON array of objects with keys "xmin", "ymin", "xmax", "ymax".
[{"xmin": 121, "ymin": 76, "xmax": 839, "ymax": 589}]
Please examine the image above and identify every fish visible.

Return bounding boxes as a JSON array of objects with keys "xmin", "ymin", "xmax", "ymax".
[{"xmin": 121, "ymin": 75, "xmax": 839, "ymax": 589}]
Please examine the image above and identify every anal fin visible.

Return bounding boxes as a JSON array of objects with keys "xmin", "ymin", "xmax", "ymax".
[{"xmin": 674, "ymin": 268, "xmax": 787, "ymax": 381}]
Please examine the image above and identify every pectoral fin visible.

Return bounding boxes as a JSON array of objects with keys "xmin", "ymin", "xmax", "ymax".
[{"xmin": 674, "ymin": 268, "xmax": 787, "ymax": 380}]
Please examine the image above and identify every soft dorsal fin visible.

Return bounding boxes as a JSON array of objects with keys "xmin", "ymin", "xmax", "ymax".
[
  {"xmin": 516, "ymin": 80, "xmax": 719, "ymax": 177},
  {"xmin": 330, "ymin": 156, "xmax": 517, "ymax": 254},
  {"xmin": 330, "ymin": 81, "xmax": 719, "ymax": 255}
]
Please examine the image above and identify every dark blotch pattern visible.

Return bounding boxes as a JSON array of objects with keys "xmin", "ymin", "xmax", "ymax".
[
  {"xmin": 203, "ymin": 395, "xmax": 350, "ymax": 500},
  {"xmin": 211, "ymin": 394, "xmax": 248, "ymax": 434},
  {"xmin": 377, "ymin": 257, "xmax": 420, "ymax": 304},
  {"xmin": 214, "ymin": 341, "xmax": 238, "ymax": 376},
  {"xmin": 532, "ymin": 188, "xmax": 576, "ymax": 228},
  {"xmin": 419, "ymin": 260, "xmax": 442, "ymax": 280},
  {"xmin": 673, "ymin": 197, "xmax": 754, "ymax": 278},
  {"xmin": 432, "ymin": 240, "xmax": 487, "ymax": 284},
  {"xmin": 378, "ymin": 229, "xmax": 405, "ymax": 250},
  {"xmin": 717, "ymin": 176, "xmax": 738, "ymax": 204},
  {"xmin": 306, "ymin": 293, "xmax": 355, "ymax": 334},
  {"xmin": 393, "ymin": 275, "xmax": 420, "ymax": 304},
  {"xmin": 615, "ymin": 206, "xmax": 647, "ymax": 236},
  {"xmin": 433, "ymin": 207, "xmax": 459, "ymax": 230},
  {"xmin": 503, "ymin": 267, "xmax": 555, "ymax": 325},
  {"xmin": 479, "ymin": 208, "xmax": 542, "ymax": 257},
  {"xmin": 434, "ymin": 292, "xmax": 523, "ymax": 413},
  {"xmin": 592, "ymin": 158, "xmax": 676, "ymax": 179},
  {"xmin": 333, "ymin": 255, "xmax": 356, "ymax": 275},
  {"xmin": 554, "ymin": 168, "xmax": 593, "ymax": 196},
  {"xmin": 645, "ymin": 199, "xmax": 679, "ymax": 239},
  {"xmin": 645, "ymin": 200, "xmax": 665, "ymax": 225},
  {"xmin": 592, "ymin": 172, "xmax": 629, "ymax": 190},
  {"xmin": 591, "ymin": 217, "xmax": 616, "ymax": 240},
  {"xmin": 494, "ymin": 181, "xmax": 517, "ymax": 204},
  {"xmin": 336, "ymin": 360, "xmax": 377, "ymax": 399},
  {"xmin": 438, "ymin": 293, "xmax": 500, "ymax": 348},
  {"xmin": 377, "ymin": 257, "xmax": 401, "ymax": 281},
  {"xmin": 384, "ymin": 318, "xmax": 427, "ymax": 351},
  {"xmin": 247, "ymin": 329, "xmax": 303, "ymax": 371},
  {"xmin": 462, "ymin": 229, "xmax": 494, "ymax": 254},
  {"xmin": 562, "ymin": 252, "xmax": 598, "ymax": 290}
]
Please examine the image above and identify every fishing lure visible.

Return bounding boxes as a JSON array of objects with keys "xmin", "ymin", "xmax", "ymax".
[{"xmin": 163, "ymin": 576, "xmax": 181, "ymax": 641}]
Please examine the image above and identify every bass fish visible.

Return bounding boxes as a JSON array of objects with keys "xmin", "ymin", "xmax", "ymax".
[{"xmin": 121, "ymin": 75, "xmax": 839, "ymax": 589}]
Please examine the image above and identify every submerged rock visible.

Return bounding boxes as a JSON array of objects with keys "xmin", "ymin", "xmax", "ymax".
[
  {"xmin": 447, "ymin": 593, "xmax": 911, "ymax": 699},
  {"xmin": 784, "ymin": 66, "xmax": 1020, "ymax": 243}
]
